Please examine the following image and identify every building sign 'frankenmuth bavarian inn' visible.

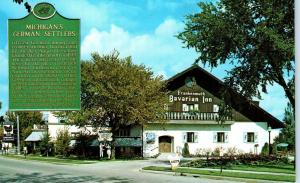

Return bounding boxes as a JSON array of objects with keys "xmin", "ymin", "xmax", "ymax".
[{"xmin": 8, "ymin": 2, "xmax": 80, "ymax": 111}]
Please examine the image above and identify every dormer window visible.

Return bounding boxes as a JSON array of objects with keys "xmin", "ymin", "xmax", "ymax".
[
  {"xmin": 183, "ymin": 104, "xmax": 199, "ymax": 112},
  {"xmin": 213, "ymin": 104, "xmax": 219, "ymax": 112}
]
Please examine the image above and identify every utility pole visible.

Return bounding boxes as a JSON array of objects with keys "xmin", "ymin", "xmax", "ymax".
[{"xmin": 17, "ymin": 115, "xmax": 20, "ymax": 155}]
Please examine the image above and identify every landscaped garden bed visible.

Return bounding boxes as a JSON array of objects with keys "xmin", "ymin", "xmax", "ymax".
[{"xmin": 143, "ymin": 166, "xmax": 296, "ymax": 182}]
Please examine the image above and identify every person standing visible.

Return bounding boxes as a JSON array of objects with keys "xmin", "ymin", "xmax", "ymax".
[{"xmin": 107, "ymin": 145, "xmax": 111, "ymax": 159}]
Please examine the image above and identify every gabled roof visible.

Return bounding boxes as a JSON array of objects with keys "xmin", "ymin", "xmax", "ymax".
[{"xmin": 167, "ymin": 65, "xmax": 284, "ymax": 129}]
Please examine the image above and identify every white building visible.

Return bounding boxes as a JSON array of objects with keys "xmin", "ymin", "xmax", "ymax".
[{"xmin": 142, "ymin": 65, "xmax": 283, "ymax": 157}]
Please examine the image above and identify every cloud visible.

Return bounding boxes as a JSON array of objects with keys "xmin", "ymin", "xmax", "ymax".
[
  {"xmin": 81, "ymin": 18, "xmax": 197, "ymax": 78},
  {"xmin": 155, "ymin": 18, "xmax": 184, "ymax": 36}
]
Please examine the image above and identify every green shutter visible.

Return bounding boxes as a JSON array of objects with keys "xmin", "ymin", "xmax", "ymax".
[
  {"xmin": 213, "ymin": 132, "xmax": 217, "ymax": 143},
  {"xmin": 194, "ymin": 132, "xmax": 198, "ymax": 143},
  {"xmin": 182, "ymin": 132, "xmax": 187, "ymax": 143},
  {"xmin": 225, "ymin": 132, "xmax": 229, "ymax": 143},
  {"xmin": 243, "ymin": 132, "xmax": 247, "ymax": 143},
  {"xmin": 254, "ymin": 132, "xmax": 258, "ymax": 143}
]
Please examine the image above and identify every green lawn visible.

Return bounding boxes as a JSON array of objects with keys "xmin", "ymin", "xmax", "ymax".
[
  {"xmin": 218, "ymin": 164, "xmax": 295, "ymax": 174},
  {"xmin": 2, "ymin": 154, "xmax": 99, "ymax": 164},
  {"xmin": 143, "ymin": 166, "xmax": 296, "ymax": 182}
]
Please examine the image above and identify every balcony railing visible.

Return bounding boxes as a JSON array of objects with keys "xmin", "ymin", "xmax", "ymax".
[{"xmin": 162, "ymin": 111, "xmax": 232, "ymax": 121}]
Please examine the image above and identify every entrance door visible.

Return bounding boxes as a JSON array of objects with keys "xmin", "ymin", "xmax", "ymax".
[{"xmin": 159, "ymin": 136, "xmax": 172, "ymax": 153}]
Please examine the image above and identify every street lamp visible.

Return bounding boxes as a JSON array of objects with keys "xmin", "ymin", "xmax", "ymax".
[{"xmin": 268, "ymin": 126, "xmax": 272, "ymax": 155}]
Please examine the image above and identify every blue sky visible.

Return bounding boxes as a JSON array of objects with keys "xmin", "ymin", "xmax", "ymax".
[{"xmin": 0, "ymin": 0, "xmax": 288, "ymax": 120}]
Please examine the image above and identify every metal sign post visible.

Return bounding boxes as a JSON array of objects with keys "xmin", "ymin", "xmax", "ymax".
[{"xmin": 17, "ymin": 115, "xmax": 20, "ymax": 155}]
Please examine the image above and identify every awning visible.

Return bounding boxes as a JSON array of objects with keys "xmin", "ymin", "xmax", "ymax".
[
  {"xmin": 89, "ymin": 139, "xmax": 100, "ymax": 147},
  {"xmin": 276, "ymin": 143, "xmax": 289, "ymax": 147},
  {"xmin": 115, "ymin": 137, "xmax": 142, "ymax": 147},
  {"xmin": 25, "ymin": 131, "xmax": 45, "ymax": 142}
]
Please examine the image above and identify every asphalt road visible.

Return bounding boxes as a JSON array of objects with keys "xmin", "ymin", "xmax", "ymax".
[{"xmin": 0, "ymin": 156, "xmax": 238, "ymax": 183}]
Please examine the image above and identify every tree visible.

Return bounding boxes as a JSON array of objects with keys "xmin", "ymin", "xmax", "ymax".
[
  {"xmin": 39, "ymin": 132, "xmax": 53, "ymax": 156},
  {"xmin": 0, "ymin": 126, "xmax": 3, "ymax": 140},
  {"xmin": 73, "ymin": 131, "xmax": 91, "ymax": 158},
  {"xmin": 6, "ymin": 111, "xmax": 44, "ymax": 146},
  {"xmin": 12, "ymin": 0, "xmax": 31, "ymax": 13},
  {"xmin": 178, "ymin": 0, "xmax": 294, "ymax": 109},
  {"xmin": 182, "ymin": 142, "xmax": 190, "ymax": 157},
  {"xmin": 65, "ymin": 51, "xmax": 167, "ymax": 159},
  {"xmin": 274, "ymin": 103, "xmax": 295, "ymax": 151},
  {"xmin": 55, "ymin": 128, "xmax": 71, "ymax": 157},
  {"xmin": 261, "ymin": 142, "xmax": 269, "ymax": 156}
]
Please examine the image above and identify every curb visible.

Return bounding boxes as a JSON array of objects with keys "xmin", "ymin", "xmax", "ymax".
[{"xmin": 140, "ymin": 169, "xmax": 290, "ymax": 183}]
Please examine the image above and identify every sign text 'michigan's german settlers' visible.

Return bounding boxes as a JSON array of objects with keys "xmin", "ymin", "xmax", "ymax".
[{"xmin": 9, "ymin": 3, "xmax": 80, "ymax": 111}]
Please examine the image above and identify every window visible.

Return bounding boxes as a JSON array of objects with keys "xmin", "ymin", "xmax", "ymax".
[
  {"xmin": 213, "ymin": 132, "xmax": 228, "ymax": 143},
  {"xmin": 183, "ymin": 104, "xmax": 199, "ymax": 112},
  {"xmin": 182, "ymin": 104, "xmax": 188, "ymax": 112},
  {"xmin": 247, "ymin": 132, "xmax": 255, "ymax": 142},
  {"xmin": 243, "ymin": 132, "xmax": 257, "ymax": 143},
  {"xmin": 188, "ymin": 104, "xmax": 194, "ymax": 111},
  {"xmin": 187, "ymin": 132, "xmax": 195, "ymax": 142},
  {"xmin": 213, "ymin": 105, "xmax": 219, "ymax": 112},
  {"xmin": 117, "ymin": 129, "xmax": 130, "ymax": 137},
  {"xmin": 217, "ymin": 132, "xmax": 225, "ymax": 143},
  {"xmin": 183, "ymin": 132, "xmax": 198, "ymax": 143}
]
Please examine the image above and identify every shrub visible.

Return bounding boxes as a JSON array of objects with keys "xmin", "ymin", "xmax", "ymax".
[
  {"xmin": 182, "ymin": 143, "xmax": 190, "ymax": 157},
  {"xmin": 55, "ymin": 128, "xmax": 71, "ymax": 157},
  {"xmin": 39, "ymin": 132, "xmax": 54, "ymax": 156},
  {"xmin": 271, "ymin": 143, "xmax": 277, "ymax": 155},
  {"xmin": 73, "ymin": 131, "xmax": 92, "ymax": 158},
  {"xmin": 226, "ymin": 147, "xmax": 238, "ymax": 157},
  {"xmin": 181, "ymin": 154, "xmax": 292, "ymax": 168},
  {"xmin": 261, "ymin": 142, "xmax": 269, "ymax": 156},
  {"xmin": 195, "ymin": 148, "xmax": 212, "ymax": 157},
  {"xmin": 212, "ymin": 147, "xmax": 221, "ymax": 156}
]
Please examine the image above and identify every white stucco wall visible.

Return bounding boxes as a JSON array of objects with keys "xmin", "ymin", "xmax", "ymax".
[
  {"xmin": 143, "ymin": 122, "xmax": 270, "ymax": 157},
  {"xmin": 47, "ymin": 124, "xmax": 95, "ymax": 141},
  {"xmin": 43, "ymin": 111, "xmax": 60, "ymax": 123}
]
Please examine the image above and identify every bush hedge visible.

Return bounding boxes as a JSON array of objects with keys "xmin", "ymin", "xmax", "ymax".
[{"xmin": 182, "ymin": 154, "xmax": 291, "ymax": 168}]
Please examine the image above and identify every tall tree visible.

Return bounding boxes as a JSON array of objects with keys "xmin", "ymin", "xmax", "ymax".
[
  {"xmin": 178, "ymin": 0, "xmax": 294, "ymax": 109},
  {"xmin": 274, "ymin": 103, "xmax": 295, "ymax": 150},
  {"xmin": 66, "ymin": 51, "xmax": 167, "ymax": 158}
]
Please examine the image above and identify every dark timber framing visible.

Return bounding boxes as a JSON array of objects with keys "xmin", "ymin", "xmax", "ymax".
[{"xmin": 166, "ymin": 65, "xmax": 284, "ymax": 129}]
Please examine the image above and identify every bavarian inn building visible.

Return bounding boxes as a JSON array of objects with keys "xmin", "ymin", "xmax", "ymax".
[
  {"xmin": 38, "ymin": 65, "xmax": 283, "ymax": 157},
  {"xmin": 142, "ymin": 65, "xmax": 283, "ymax": 157}
]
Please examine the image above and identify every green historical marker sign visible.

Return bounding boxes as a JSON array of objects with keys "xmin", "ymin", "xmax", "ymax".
[{"xmin": 8, "ymin": 2, "xmax": 80, "ymax": 111}]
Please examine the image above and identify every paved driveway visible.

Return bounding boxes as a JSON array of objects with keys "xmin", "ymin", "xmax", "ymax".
[{"xmin": 0, "ymin": 156, "xmax": 239, "ymax": 183}]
